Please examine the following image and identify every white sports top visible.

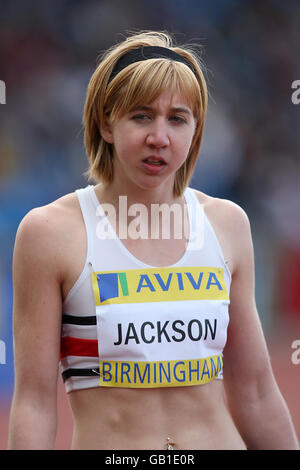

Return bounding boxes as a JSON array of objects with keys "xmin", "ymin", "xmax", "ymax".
[{"xmin": 60, "ymin": 185, "xmax": 231, "ymax": 393}]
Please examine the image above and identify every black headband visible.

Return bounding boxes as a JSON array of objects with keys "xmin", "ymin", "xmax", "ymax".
[{"xmin": 107, "ymin": 46, "xmax": 195, "ymax": 85}]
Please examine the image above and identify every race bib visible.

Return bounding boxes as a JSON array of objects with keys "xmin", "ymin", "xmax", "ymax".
[{"xmin": 91, "ymin": 266, "xmax": 229, "ymax": 388}]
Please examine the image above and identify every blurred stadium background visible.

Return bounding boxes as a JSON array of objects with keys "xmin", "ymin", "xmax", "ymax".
[{"xmin": 0, "ymin": 0, "xmax": 299, "ymax": 449}]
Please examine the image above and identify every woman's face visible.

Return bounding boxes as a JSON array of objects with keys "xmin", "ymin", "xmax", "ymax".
[{"xmin": 102, "ymin": 89, "xmax": 197, "ymax": 196}]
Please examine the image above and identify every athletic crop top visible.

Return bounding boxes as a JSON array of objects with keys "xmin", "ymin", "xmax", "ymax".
[{"xmin": 60, "ymin": 185, "xmax": 231, "ymax": 393}]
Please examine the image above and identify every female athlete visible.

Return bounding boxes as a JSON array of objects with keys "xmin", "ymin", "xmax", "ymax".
[{"xmin": 8, "ymin": 31, "xmax": 299, "ymax": 450}]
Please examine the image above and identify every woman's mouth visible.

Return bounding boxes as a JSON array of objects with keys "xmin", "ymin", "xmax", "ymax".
[
  {"xmin": 144, "ymin": 159, "xmax": 164, "ymax": 165},
  {"xmin": 142, "ymin": 158, "xmax": 167, "ymax": 173}
]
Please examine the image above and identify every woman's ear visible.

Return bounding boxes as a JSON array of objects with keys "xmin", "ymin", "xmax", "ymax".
[{"xmin": 100, "ymin": 113, "xmax": 114, "ymax": 144}]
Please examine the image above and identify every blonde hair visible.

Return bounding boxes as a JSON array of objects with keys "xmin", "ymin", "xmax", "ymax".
[{"xmin": 83, "ymin": 31, "xmax": 208, "ymax": 197}]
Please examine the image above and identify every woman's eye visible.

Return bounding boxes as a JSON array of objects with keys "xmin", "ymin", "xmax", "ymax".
[
  {"xmin": 132, "ymin": 114, "xmax": 150, "ymax": 121},
  {"xmin": 170, "ymin": 115, "xmax": 186, "ymax": 123}
]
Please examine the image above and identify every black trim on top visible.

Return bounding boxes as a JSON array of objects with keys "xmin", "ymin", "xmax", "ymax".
[
  {"xmin": 62, "ymin": 368, "xmax": 100, "ymax": 382},
  {"xmin": 62, "ymin": 314, "xmax": 97, "ymax": 326}
]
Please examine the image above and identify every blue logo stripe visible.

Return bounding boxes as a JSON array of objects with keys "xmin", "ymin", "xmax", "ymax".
[{"xmin": 97, "ymin": 273, "xmax": 119, "ymax": 302}]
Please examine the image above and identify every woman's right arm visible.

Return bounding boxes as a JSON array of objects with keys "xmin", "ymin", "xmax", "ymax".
[{"xmin": 8, "ymin": 206, "xmax": 64, "ymax": 449}]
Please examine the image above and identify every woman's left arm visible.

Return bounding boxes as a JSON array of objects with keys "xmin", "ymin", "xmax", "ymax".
[{"xmin": 223, "ymin": 204, "xmax": 299, "ymax": 450}]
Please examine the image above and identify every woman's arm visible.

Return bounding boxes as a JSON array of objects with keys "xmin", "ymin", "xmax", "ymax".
[
  {"xmin": 8, "ymin": 206, "xmax": 64, "ymax": 449},
  {"xmin": 223, "ymin": 203, "xmax": 299, "ymax": 450}
]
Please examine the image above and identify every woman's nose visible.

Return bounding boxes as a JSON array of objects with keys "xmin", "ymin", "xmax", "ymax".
[{"xmin": 145, "ymin": 119, "xmax": 170, "ymax": 147}]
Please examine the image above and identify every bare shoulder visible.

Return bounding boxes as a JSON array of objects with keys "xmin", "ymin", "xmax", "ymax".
[
  {"xmin": 191, "ymin": 188, "xmax": 250, "ymax": 228},
  {"xmin": 16, "ymin": 192, "xmax": 80, "ymax": 241},
  {"xmin": 14, "ymin": 192, "xmax": 83, "ymax": 276},
  {"xmin": 190, "ymin": 188, "xmax": 253, "ymax": 274}
]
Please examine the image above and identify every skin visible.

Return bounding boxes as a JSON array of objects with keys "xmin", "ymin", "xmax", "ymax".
[{"xmin": 8, "ymin": 90, "xmax": 299, "ymax": 450}]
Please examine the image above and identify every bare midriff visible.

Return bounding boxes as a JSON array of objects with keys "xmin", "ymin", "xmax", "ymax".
[{"xmin": 68, "ymin": 380, "xmax": 246, "ymax": 450}]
